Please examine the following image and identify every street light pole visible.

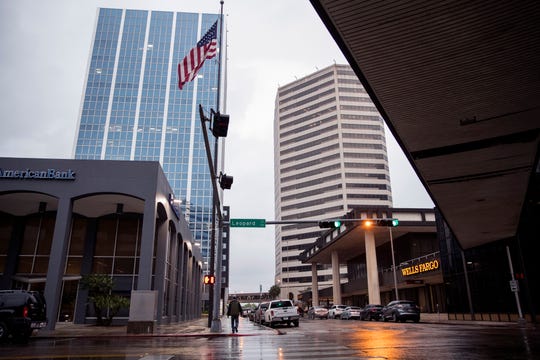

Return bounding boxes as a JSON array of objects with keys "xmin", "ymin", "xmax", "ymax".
[
  {"xmin": 208, "ymin": 0, "xmax": 225, "ymax": 333},
  {"xmin": 506, "ymin": 246, "xmax": 525, "ymax": 324},
  {"xmin": 389, "ymin": 227, "xmax": 399, "ymax": 300},
  {"xmin": 284, "ymin": 239, "xmax": 287, "ymax": 299}
]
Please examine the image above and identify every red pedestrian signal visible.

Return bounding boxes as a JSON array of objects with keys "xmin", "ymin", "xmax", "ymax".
[
  {"xmin": 212, "ymin": 112, "xmax": 230, "ymax": 137},
  {"xmin": 203, "ymin": 275, "xmax": 215, "ymax": 285}
]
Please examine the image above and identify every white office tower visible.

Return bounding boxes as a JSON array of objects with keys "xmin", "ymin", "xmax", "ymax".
[{"xmin": 274, "ymin": 64, "xmax": 393, "ymax": 302}]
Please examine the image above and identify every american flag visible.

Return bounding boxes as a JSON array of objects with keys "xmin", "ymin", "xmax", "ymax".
[{"xmin": 178, "ymin": 21, "xmax": 218, "ymax": 90}]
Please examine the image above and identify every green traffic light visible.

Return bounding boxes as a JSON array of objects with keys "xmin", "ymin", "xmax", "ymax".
[
  {"xmin": 333, "ymin": 220, "xmax": 342, "ymax": 228},
  {"xmin": 392, "ymin": 219, "xmax": 399, "ymax": 226}
]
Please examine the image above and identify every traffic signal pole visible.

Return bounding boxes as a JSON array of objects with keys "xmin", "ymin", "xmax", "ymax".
[
  {"xmin": 245, "ymin": 218, "xmax": 399, "ymax": 227},
  {"xmin": 199, "ymin": 104, "xmax": 223, "ymax": 332}
]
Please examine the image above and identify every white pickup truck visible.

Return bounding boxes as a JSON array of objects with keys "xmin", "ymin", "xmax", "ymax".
[{"xmin": 264, "ymin": 299, "xmax": 300, "ymax": 327}]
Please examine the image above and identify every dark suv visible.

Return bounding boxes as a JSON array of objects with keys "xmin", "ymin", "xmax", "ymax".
[
  {"xmin": 360, "ymin": 304, "xmax": 383, "ymax": 321},
  {"xmin": 381, "ymin": 300, "xmax": 420, "ymax": 323},
  {"xmin": 0, "ymin": 290, "xmax": 48, "ymax": 342}
]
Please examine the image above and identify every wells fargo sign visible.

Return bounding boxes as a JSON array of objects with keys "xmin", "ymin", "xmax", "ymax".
[{"xmin": 401, "ymin": 259, "xmax": 440, "ymax": 276}]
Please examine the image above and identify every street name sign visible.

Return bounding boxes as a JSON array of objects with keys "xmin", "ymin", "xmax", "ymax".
[{"xmin": 229, "ymin": 218, "xmax": 266, "ymax": 228}]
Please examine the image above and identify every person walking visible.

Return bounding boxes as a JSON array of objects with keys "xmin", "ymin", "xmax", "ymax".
[{"xmin": 227, "ymin": 296, "xmax": 243, "ymax": 333}]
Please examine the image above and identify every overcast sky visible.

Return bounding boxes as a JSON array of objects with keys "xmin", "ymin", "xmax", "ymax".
[{"xmin": 0, "ymin": 0, "xmax": 433, "ymax": 294}]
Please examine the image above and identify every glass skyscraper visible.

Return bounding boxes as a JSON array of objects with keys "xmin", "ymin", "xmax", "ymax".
[{"xmin": 74, "ymin": 8, "xmax": 225, "ymax": 273}]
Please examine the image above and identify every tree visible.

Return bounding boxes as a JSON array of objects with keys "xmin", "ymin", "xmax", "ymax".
[
  {"xmin": 80, "ymin": 274, "xmax": 130, "ymax": 326},
  {"xmin": 268, "ymin": 284, "xmax": 281, "ymax": 299}
]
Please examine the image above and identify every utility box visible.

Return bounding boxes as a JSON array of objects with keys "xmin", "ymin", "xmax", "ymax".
[{"xmin": 127, "ymin": 290, "xmax": 157, "ymax": 334}]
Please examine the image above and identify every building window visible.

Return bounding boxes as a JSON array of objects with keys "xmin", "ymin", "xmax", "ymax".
[{"xmin": 17, "ymin": 214, "xmax": 54, "ymax": 275}]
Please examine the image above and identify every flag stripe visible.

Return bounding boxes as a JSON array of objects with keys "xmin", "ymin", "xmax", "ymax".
[{"xmin": 178, "ymin": 21, "xmax": 218, "ymax": 90}]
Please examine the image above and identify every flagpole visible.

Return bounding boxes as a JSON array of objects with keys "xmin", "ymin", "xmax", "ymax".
[
  {"xmin": 216, "ymin": 0, "xmax": 224, "ymax": 114},
  {"xmin": 210, "ymin": 0, "xmax": 225, "ymax": 333}
]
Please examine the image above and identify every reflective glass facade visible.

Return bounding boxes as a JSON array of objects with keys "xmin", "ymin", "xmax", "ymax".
[{"xmin": 74, "ymin": 9, "xmax": 223, "ymax": 272}]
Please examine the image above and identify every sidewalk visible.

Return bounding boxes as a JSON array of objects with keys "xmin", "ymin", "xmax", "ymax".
[
  {"xmin": 35, "ymin": 315, "xmax": 276, "ymax": 339},
  {"xmin": 419, "ymin": 313, "xmax": 534, "ymax": 328},
  {"xmin": 35, "ymin": 313, "xmax": 533, "ymax": 339}
]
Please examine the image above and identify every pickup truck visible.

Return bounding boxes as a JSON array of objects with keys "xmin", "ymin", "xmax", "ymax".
[
  {"xmin": 0, "ymin": 290, "xmax": 48, "ymax": 342},
  {"xmin": 264, "ymin": 299, "xmax": 300, "ymax": 327}
]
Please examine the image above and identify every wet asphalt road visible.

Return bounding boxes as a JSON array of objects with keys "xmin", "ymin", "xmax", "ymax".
[{"xmin": 1, "ymin": 316, "xmax": 538, "ymax": 359}]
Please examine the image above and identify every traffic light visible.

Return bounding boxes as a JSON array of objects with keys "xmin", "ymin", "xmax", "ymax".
[
  {"xmin": 318, "ymin": 220, "xmax": 342, "ymax": 228},
  {"xmin": 360, "ymin": 219, "xmax": 399, "ymax": 227},
  {"xmin": 376, "ymin": 218, "xmax": 399, "ymax": 227},
  {"xmin": 203, "ymin": 274, "xmax": 215, "ymax": 285},
  {"xmin": 212, "ymin": 112, "xmax": 230, "ymax": 137},
  {"xmin": 219, "ymin": 173, "xmax": 234, "ymax": 190}
]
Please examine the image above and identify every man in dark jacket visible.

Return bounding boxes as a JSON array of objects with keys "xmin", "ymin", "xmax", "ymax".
[{"xmin": 227, "ymin": 296, "xmax": 243, "ymax": 333}]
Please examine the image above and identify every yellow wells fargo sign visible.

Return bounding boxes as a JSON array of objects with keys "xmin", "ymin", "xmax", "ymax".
[{"xmin": 401, "ymin": 259, "xmax": 440, "ymax": 276}]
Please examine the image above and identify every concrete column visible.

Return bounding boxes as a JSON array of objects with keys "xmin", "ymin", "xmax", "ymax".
[
  {"xmin": 311, "ymin": 263, "xmax": 319, "ymax": 306},
  {"xmin": 154, "ymin": 220, "xmax": 169, "ymax": 324},
  {"xmin": 138, "ymin": 199, "xmax": 157, "ymax": 290},
  {"xmin": 176, "ymin": 241, "xmax": 185, "ymax": 320},
  {"xmin": 44, "ymin": 197, "xmax": 73, "ymax": 330},
  {"xmin": 365, "ymin": 230, "xmax": 381, "ymax": 305},
  {"xmin": 168, "ymin": 230, "xmax": 178, "ymax": 322},
  {"xmin": 181, "ymin": 244, "xmax": 189, "ymax": 319},
  {"xmin": 331, "ymin": 251, "xmax": 342, "ymax": 304},
  {"xmin": 186, "ymin": 254, "xmax": 193, "ymax": 320},
  {"xmin": 74, "ymin": 218, "xmax": 98, "ymax": 324}
]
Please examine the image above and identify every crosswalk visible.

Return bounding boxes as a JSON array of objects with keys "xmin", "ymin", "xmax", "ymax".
[
  {"xmin": 175, "ymin": 334, "xmax": 364, "ymax": 359},
  {"xmin": 186, "ymin": 317, "xmax": 366, "ymax": 359}
]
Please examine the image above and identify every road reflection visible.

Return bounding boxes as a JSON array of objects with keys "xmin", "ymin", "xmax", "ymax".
[{"xmin": 350, "ymin": 327, "xmax": 405, "ymax": 358}]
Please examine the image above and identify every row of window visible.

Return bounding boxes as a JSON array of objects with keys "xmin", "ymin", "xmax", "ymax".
[
  {"xmin": 344, "ymin": 162, "xmax": 388, "ymax": 171},
  {"xmin": 281, "ymin": 205, "xmax": 344, "ymax": 224},
  {"xmin": 280, "ymin": 134, "xmax": 339, "ymax": 156},
  {"xmin": 282, "ymin": 230, "xmax": 323, "ymax": 242},
  {"xmin": 278, "ymin": 86, "xmax": 335, "ymax": 111},
  {"xmin": 280, "ymin": 174, "xmax": 342, "ymax": 193},
  {"xmin": 343, "ymin": 142, "xmax": 386, "ymax": 151},
  {"xmin": 346, "ymin": 183, "xmax": 390, "ymax": 190},
  {"xmin": 280, "ymin": 124, "xmax": 338, "ymax": 147},
  {"xmin": 279, "ymin": 97, "xmax": 337, "ymax": 121},
  {"xmin": 281, "ymin": 153, "xmax": 340, "ymax": 174},
  {"xmin": 281, "ymin": 183, "xmax": 343, "ymax": 202},
  {"xmin": 278, "ymin": 71, "xmax": 335, "ymax": 99},
  {"xmin": 279, "ymin": 115, "xmax": 335, "ymax": 138},
  {"xmin": 279, "ymin": 106, "xmax": 336, "ymax": 131},
  {"xmin": 344, "ymin": 152, "xmax": 387, "ymax": 161},
  {"xmin": 336, "ymin": 69, "xmax": 356, "ymax": 77},
  {"xmin": 347, "ymin": 194, "xmax": 390, "ymax": 200},
  {"xmin": 281, "ymin": 163, "xmax": 341, "ymax": 183},
  {"xmin": 279, "ymin": 120, "xmax": 383, "ymax": 147},
  {"xmin": 338, "ymin": 86, "xmax": 366, "ymax": 94},
  {"xmin": 339, "ymin": 95, "xmax": 375, "ymax": 104}
]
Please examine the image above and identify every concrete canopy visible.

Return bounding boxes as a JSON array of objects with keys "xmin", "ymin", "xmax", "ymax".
[{"xmin": 310, "ymin": 0, "xmax": 540, "ymax": 249}]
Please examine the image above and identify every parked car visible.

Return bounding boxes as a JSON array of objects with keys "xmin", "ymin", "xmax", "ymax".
[
  {"xmin": 247, "ymin": 308, "xmax": 256, "ymax": 321},
  {"xmin": 253, "ymin": 302, "xmax": 269, "ymax": 325},
  {"xmin": 328, "ymin": 304, "xmax": 347, "ymax": 319},
  {"xmin": 242, "ymin": 305, "xmax": 255, "ymax": 318},
  {"xmin": 381, "ymin": 300, "xmax": 420, "ymax": 323},
  {"xmin": 0, "ymin": 290, "xmax": 47, "ymax": 342},
  {"xmin": 341, "ymin": 306, "xmax": 362, "ymax": 320},
  {"xmin": 264, "ymin": 299, "xmax": 300, "ymax": 327},
  {"xmin": 360, "ymin": 304, "xmax": 383, "ymax": 321},
  {"xmin": 307, "ymin": 306, "xmax": 329, "ymax": 319}
]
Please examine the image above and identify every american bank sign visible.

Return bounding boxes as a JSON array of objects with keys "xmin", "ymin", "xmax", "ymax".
[{"xmin": 0, "ymin": 168, "xmax": 76, "ymax": 180}]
